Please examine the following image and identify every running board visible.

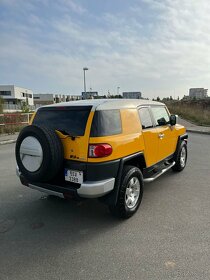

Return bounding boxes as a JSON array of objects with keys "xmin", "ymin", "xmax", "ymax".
[{"xmin": 143, "ymin": 161, "xmax": 175, "ymax": 183}]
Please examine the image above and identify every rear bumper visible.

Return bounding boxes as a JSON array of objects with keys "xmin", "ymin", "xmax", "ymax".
[
  {"xmin": 77, "ymin": 178, "xmax": 115, "ymax": 198},
  {"xmin": 17, "ymin": 166, "xmax": 115, "ymax": 198}
]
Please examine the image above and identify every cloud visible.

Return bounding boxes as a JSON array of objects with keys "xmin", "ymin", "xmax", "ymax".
[
  {"xmin": 0, "ymin": 0, "xmax": 210, "ymax": 98},
  {"xmin": 58, "ymin": 0, "xmax": 87, "ymax": 15}
]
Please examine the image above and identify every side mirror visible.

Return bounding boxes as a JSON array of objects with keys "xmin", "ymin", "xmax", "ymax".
[
  {"xmin": 170, "ymin": 114, "xmax": 177, "ymax": 126},
  {"xmin": 157, "ymin": 117, "xmax": 167, "ymax": 126}
]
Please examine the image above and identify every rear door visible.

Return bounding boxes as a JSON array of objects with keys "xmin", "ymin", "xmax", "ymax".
[
  {"xmin": 33, "ymin": 106, "xmax": 93, "ymax": 161},
  {"xmin": 150, "ymin": 106, "xmax": 177, "ymax": 161},
  {"xmin": 138, "ymin": 107, "xmax": 159, "ymax": 167}
]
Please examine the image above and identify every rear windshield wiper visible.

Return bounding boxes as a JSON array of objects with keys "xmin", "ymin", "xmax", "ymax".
[{"xmin": 56, "ymin": 129, "xmax": 80, "ymax": 140}]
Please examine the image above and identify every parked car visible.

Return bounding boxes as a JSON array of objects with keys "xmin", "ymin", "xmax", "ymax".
[{"xmin": 16, "ymin": 99, "xmax": 188, "ymax": 218}]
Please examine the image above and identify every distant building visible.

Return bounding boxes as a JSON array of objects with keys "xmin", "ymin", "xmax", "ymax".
[
  {"xmin": 189, "ymin": 88, "xmax": 208, "ymax": 99},
  {"xmin": 82, "ymin": 91, "xmax": 98, "ymax": 99},
  {"xmin": 33, "ymin": 94, "xmax": 81, "ymax": 107},
  {"xmin": 0, "ymin": 85, "xmax": 34, "ymax": 106},
  {"xmin": 123, "ymin": 92, "xmax": 142, "ymax": 99}
]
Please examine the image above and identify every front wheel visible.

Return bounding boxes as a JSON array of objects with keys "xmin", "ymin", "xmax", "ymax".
[
  {"xmin": 172, "ymin": 141, "xmax": 187, "ymax": 172},
  {"xmin": 109, "ymin": 165, "xmax": 144, "ymax": 219}
]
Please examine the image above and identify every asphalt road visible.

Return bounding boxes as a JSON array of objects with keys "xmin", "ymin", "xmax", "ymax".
[{"xmin": 0, "ymin": 133, "xmax": 210, "ymax": 280}]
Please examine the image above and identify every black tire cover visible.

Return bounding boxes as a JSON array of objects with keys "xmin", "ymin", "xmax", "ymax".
[{"xmin": 15, "ymin": 125, "xmax": 63, "ymax": 182}]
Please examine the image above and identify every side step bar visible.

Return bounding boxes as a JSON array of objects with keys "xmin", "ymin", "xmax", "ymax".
[{"xmin": 143, "ymin": 161, "xmax": 175, "ymax": 183}]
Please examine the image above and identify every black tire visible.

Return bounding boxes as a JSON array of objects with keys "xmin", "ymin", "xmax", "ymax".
[
  {"xmin": 172, "ymin": 141, "xmax": 187, "ymax": 172},
  {"xmin": 15, "ymin": 125, "xmax": 63, "ymax": 182},
  {"xmin": 109, "ymin": 165, "xmax": 144, "ymax": 219}
]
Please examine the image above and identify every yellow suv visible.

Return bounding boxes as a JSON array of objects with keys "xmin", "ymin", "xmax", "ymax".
[{"xmin": 15, "ymin": 99, "xmax": 188, "ymax": 218}]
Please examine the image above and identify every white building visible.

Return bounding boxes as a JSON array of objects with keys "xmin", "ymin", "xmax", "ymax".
[
  {"xmin": 123, "ymin": 92, "xmax": 142, "ymax": 99},
  {"xmin": 189, "ymin": 88, "xmax": 208, "ymax": 99},
  {"xmin": 0, "ymin": 85, "xmax": 34, "ymax": 107}
]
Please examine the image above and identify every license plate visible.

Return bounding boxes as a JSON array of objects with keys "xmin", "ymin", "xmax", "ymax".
[{"xmin": 64, "ymin": 169, "xmax": 83, "ymax": 184}]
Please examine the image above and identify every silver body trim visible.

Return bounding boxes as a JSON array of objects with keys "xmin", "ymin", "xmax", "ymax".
[
  {"xmin": 39, "ymin": 99, "xmax": 163, "ymax": 111},
  {"xmin": 19, "ymin": 136, "xmax": 43, "ymax": 172},
  {"xmin": 78, "ymin": 178, "xmax": 115, "ymax": 198},
  {"xmin": 144, "ymin": 161, "xmax": 175, "ymax": 183}
]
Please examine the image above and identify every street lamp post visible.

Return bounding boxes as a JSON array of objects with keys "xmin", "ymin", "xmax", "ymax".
[
  {"xmin": 83, "ymin": 67, "xmax": 88, "ymax": 99},
  {"xmin": 117, "ymin": 86, "xmax": 120, "ymax": 95}
]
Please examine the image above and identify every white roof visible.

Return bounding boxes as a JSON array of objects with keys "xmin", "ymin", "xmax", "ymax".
[{"xmin": 42, "ymin": 99, "xmax": 164, "ymax": 111}]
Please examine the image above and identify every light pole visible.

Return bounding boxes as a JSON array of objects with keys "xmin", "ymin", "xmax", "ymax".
[
  {"xmin": 83, "ymin": 67, "xmax": 88, "ymax": 99},
  {"xmin": 117, "ymin": 86, "xmax": 120, "ymax": 95}
]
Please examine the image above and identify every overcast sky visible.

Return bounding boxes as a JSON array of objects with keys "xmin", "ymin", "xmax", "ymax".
[{"xmin": 0, "ymin": 0, "xmax": 210, "ymax": 99}]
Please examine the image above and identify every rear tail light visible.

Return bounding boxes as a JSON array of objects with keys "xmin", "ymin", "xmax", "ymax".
[{"xmin": 89, "ymin": 144, "xmax": 112, "ymax": 158}]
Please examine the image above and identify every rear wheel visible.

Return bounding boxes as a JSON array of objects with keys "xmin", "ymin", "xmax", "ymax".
[
  {"xmin": 172, "ymin": 141, "xmax": 187, "ymax": 172},
  {"xmin": 109, "ymin": 165, "xmax": 143, "ymax": 219}
]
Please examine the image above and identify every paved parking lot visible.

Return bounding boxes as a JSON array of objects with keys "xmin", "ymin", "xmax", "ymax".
[{"xmin": 0, "ymin": 133, "xmax": 210, "ymax": 280}]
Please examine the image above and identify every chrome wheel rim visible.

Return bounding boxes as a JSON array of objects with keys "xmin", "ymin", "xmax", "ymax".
[
  {"xmin": 180, "ymin": 147, "xmax": 186, "ymax": 168},
  {"xmin": 125, "ymin": 177, "xmax": 140, "ymax": 209},
  {"xmin": 19, "ymin": 136, "xmax": 43, "ymax": 172}
]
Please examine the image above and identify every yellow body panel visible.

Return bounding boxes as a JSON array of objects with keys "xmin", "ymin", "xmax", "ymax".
[
  {"xmin": 29, "ymin": 112, "xmax": 36, "ymax": 125},
  {"xmin": 88, "ymin": 109, "xmax": 144, "ymax": 163},
  {"xmin": 88, "ymin": 109, "xmax": 186, "ymax": 166},
  {"xmin": 32, "ymin": 106, "xmax": 186, "ymax": 167},
  {"xmin": 155, "ymin": 125, "xmax": 185, "ymax": 161},
  {"xmin": 59, "ymin": 111, "xmax": 94, "ymax": 161},
  {"xmin": 141, "ymin": 128, "xmax": 159, "ymax": 166}
]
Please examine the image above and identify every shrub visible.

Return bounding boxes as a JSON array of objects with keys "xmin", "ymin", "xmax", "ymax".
[
  {"xmin": 0, "ymin": 97, "xmax": 3, "ymax": 114},
  {"xmin": 165, "ymin": 100, "xmax": 210, "ymax": 126}
]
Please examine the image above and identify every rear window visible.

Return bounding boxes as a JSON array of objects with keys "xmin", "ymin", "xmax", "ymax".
[
  {"xmin": 33, "ymin": 106, "xmax": 92, "ymax": 136},
  {"xmin": 90, "ymin": 110, "xmax": 122, "ymax": 137}
]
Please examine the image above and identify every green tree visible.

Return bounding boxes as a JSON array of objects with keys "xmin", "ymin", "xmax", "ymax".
[{"xmin": 21, "ymin": 101, "xmax": 30, "ymax": 113}]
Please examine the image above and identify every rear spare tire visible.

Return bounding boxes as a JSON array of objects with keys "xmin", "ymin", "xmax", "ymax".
[{"xmin": 15, "ymin": 125, "xmax": 63, "ymax": 182}]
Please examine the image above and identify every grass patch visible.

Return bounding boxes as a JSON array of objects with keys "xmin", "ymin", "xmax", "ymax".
[{"xmin": 165, "ymin": 100, "xmax": 210, "ymax": 126}]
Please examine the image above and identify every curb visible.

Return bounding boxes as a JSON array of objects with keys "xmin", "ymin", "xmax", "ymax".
[
  {"xmin": 186, "ymin": 129, "xmax": 210, "ymax": 136},
  {"xmin": 0, "ymin": 139, "xmax": 17, "ymax": 145},
  {"xmin": 179, "ymin": 118, "xmax": 210, "ymax": 128}
]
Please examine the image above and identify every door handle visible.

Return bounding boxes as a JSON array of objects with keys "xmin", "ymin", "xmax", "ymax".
[{"xmin": 158, "ymin": 133, "xmax": 165, "ymax": 139}]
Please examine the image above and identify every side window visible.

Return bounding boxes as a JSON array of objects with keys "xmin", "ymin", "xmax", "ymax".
[
  {"xmin": 151, "ymin": 106, "xmax": 170, "ymax": 126},
  {"xmin": 90, "ymin": 110, "xmax": 122, "ymax": 137},
  {"xmin": 139, "ymin": 107, "xmax": 153, "ymax": 129}
]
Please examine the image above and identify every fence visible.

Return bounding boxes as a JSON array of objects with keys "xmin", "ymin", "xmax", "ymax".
[
  {"xmin": 3, "ymin": 104, "xmax": 35, "ymax": 111},
  {"xmin": 0, "ymin": 113, "xmax": 34, "ymax": 133}
]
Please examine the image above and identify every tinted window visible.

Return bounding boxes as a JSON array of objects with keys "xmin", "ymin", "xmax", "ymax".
[
  {"xmin": 90, "ymin": 110, "xmax": 122, "ymax": 137},
  {"xmin": 0, "ymin": 91, "xmax": 11, "ymax": 96},
  {"xmin": 151, "ymin": 106, "xmax": 170, "ymax": 126},
  {"xmin": 139, "ymin": 107, "xmax": 153, "ymax": 129},
  {"xmin": 33, "ymin": 106, "xmax": 92, "ymax": 136}
]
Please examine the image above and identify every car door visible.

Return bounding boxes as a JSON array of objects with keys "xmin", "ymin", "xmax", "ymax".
[
  {"xmin": 138, "ymin": 107, "xmax": 159, "ymax": 167},
  {"xmin": 150, "ymin": 106, "xmax": 177, "ymax": 161}
]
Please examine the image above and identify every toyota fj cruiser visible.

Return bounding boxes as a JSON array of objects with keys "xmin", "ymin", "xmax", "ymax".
[{"xmin": 16, "ymin": 99, "xmax": 188, "ymax": 218}]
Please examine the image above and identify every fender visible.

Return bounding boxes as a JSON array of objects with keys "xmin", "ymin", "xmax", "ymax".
[
  {"xmin": 100, "ymin": 152, "xmax": 146, "ymax": 206},
  {"xmin": 173, "ymin": 133, "xmax": 188, "ymax": 162}
]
